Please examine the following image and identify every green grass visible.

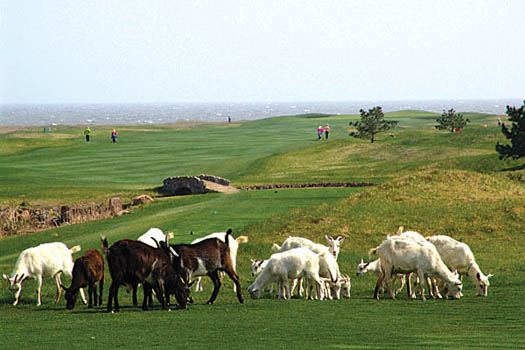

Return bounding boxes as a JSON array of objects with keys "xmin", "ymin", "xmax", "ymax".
[{"xmin": 1, "ymin": 110, "xmax": 525, "ymax": 349}]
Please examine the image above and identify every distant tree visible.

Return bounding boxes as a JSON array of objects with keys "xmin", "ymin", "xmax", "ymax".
[
  {"xmin": 435, "ymin": 108, "xmax": 470, "ymax": 132},
  {"xmin": 349, "ymin": 106, "xmax": 398, "ymax": 143},
  {"xmin": 496, "ymin": 101, "xmax": 525, "ymax": 160}
]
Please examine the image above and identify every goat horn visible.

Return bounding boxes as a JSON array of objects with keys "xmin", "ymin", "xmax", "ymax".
[{"xmin": 169, "ymin": 247, "xmax": 179, "ymax": 257}]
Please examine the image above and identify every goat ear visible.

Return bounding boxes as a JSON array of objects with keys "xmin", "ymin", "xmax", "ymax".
[
  {"xmin": 325, "ymin": 235, "xmax": 333, "ymax": 243},
  {"xmin": 396, "ymin": 226, "xmax": 404, "ymax": 235},
  {"xmin": 337, "ymin": 236, "xmax": 345, "ymax": 243},
  {"xmin": 2, "ymin": 274, "xmax": 9, "ymax": 281},
  {"xmin": 250, "ymin": 259, "xmax": 256, "ymax": 263},
  {"xmin": 487, "ymin": 273, "xmax": 494, "ymax": 278},
  {"xmin": 359, "ymin": 258, "xmax": 364, "ymax": 264}
]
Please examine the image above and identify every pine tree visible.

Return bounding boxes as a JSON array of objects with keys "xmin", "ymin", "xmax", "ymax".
[
  {"xmin": 496, "ymin": 101, "xmax": 525, "ymax": 160},
  {"xmin": 349, "ymin": 106, "xmax": 398, "ymax": 143},
  {"xmin": 435, "ymin": 108, "xmax": 470, "ymax": 132}
]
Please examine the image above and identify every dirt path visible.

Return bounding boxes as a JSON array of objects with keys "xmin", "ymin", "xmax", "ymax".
[{"xmin": 202, "ymin": 180, "xmax": 240, "ymax": 194}]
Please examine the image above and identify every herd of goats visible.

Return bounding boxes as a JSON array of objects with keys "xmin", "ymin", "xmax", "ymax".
[{"xmin": 2, "ymin": 226, "xmax": 492, "ymax": 312}]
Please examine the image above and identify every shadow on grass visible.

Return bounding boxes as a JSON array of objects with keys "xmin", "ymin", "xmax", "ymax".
[{"xmin": 500, "ymin": 163, "xmax": 525, "ymax": 172}]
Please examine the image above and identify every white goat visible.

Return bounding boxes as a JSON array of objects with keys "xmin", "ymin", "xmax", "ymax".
[
  {"xmin": 248, "ymin": 247, "xmax": 325, "ymax": 300},
  {"xmin": 304, "ymin": 250, "xmax": 340, "ymax": 299},
  {"xmin": 3, "ymin": 242, "xmax": 87, "ymax": 306},
  {"xmin": 322, "ymin": 274, "xmax": 351, "ymax": 300},
  {"xmin": 369, "ymin": 237, "xmax": 462, "ymax": 300},
  {"xmin": 426, "ymin": 235, "xmax": 493, "ymax": 296},
  {"xmin": 137, "ymin": 228, "xmax": 174, "ymax": 247},
  {"xmin": 250, "ymin": 259, "xmax": 273, "ymax": 293},
  {"xmin": 191, "ymin": 232, "xmax": 248, "ymax": 292},
  {"xmin": 272, "ymin": 235, "xmax": 344, "ymax": 296},
  {"xmin": 390, "ymin": 230, "xmax": 440, "ymax": 298}
]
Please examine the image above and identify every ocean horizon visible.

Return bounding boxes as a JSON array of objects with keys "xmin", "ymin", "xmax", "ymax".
[{"xmin": 0, "ymin": 99, "xmax": 522, "ymax": 127}]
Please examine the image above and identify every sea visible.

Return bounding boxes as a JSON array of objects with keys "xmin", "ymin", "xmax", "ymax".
[{"xmin": 0, "ymin": 99, "xmax": 522, "ymax": 126}]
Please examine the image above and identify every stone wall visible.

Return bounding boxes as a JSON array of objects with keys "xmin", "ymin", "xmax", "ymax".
[
  {"xmin": 197, "ymin": 174, "xmax": 230, "ymax": 186},
  {"xmin": 0, "ymin": 195, "xmax": 145, "ymax": 237},
  {"xmin": 162, "ymin": 176, "xmax": 209, "ymax": 195}
]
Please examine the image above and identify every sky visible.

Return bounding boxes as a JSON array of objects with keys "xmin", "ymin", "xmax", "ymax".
[{"xmin": 1, "ymin": 0, "xmax": 524, "ymax": 103}]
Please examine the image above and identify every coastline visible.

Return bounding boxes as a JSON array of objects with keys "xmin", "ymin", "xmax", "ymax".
[{"xmin": 0, "ymin": 99, "xmax": 520, "ymax": 127}]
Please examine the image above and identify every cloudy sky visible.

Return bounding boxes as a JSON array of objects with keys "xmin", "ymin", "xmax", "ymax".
[{"xmin": 1, "ymin": 0, "xmax": 524, "ymax": 103}]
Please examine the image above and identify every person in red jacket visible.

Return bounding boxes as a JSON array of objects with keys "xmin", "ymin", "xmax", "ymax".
[
  {"xmin": 325, "ymin": 124, "xmax": 330, "ymax": 139},
  {"xmin": 111, "ymin": 129, "xmax": 117, "ymax": 143},
  {"xmin": 317, "ymin": 125, "xmax": 324, "ymax": 140}
]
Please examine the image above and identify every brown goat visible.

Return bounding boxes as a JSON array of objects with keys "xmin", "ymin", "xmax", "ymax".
[
  {"xmin": 170, "ymin": 229, "xmax": 243, "ymax": 305},
  {"xmin": 62, "ymin": 249, "xmax": 104, "ymax": 309},
  {"xmin": 101, "ymin": 237, "xmax": 189, "ymax": 312}
]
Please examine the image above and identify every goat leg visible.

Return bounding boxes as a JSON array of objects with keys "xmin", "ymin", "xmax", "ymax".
[
  {"xmin": 88, "ymin": 283, "xmax": 94, "ymax": 308},
  {"xmin": 206, "ymin": 271, "xmax": 222, "ymax": 304},
  {"xmin": 132, "ymin": 284, "xmax": 138, "ymax": 307},
  {"xmin": 373, "ymin": 273, "xmax": 384, "ymax": 300},
  {"xmin": 224, "ymin": 269, "xmax": 243, "ymax": 303},
  {"xmin": 98, "ymin": 279, "xmax": 104, "ymax": 307}
]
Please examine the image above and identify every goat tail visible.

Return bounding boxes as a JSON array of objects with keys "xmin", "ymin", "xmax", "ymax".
[
  {"xmin": 368, "ymin": 247, "xmax": 378, "ymax": 259},
  {"xmin": 100, "ymin": 236, "xmax": 109, "ymax": 255},
  {"xmin": 167, "ymin": 232, "xmax": 174, "ymax": 239},
  {"xmin": 271, "ymin": 243, "xmax": 280, "ymax": 252},
  {"xmin": 69, "ymin": 245, "xmax": 81, "ymax": 254},
  {"xmin": 236, "ymin": 235, "xmax": 248, "ymax": 244},
  {"xmin": 396, "ymin": 226, "xmax": 404, "ymax": 235},
  {"xmin": 225, "ymin": 228, "xmax": 233, "ymax": 247}
]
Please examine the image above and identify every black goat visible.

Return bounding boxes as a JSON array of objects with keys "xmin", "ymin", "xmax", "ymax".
[{"xmin": 100, "ymin": 237, "xmax": 189, "ymax": 312}]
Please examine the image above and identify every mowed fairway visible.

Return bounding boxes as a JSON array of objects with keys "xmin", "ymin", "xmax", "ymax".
[{"xmin": 1, "ymin": 111, "xmax": 524, "ymax": 349}]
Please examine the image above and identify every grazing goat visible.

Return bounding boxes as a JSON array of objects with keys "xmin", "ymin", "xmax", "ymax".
[
  {"xmin": 389, "ymin": 230, "xmax": 440, "ymax": 299},
  {"xmin": 426, "ymin": 235, "xmax": 493, "ymax": 296},
  {"xmin": 131, "ymin": 228, "xmax": 175, "ymax": 306},
  {"xmin": 322, "ymin": 274, "xmax": 351, "ymax": 300},
  {"xmin": 170, "ymin": 228, "xmax": 243, "ymax": 305},
  {"xmin": 101, "ymin": 237, "xmax": 189, "ymax": 312},
  {"xmin": 356, "ymin": 258, "xmax": 407, "ymax": 295},
  {"xmin": 369, "ymin": 237, "xmax": 462, "ymax": 300},
  {"xmin": 191, "ymin": 231, "xmax": 248, "ymax": 292},
  {"xmin": 3, "ymin": 242, "xmax": 87, "ymax": 306},
  {"xmin": 250, "ymin": 258, "xmax": 274, "ymax": 293},
  {"xmin": 338, "ymin": 274, "xmax": 351, "ymax": 299},
  {"xmin": 272, "ymin": 236, "xmax": 344, "ymax": 296},
  {"xmin": 303, "ymin": 250, "xmax": 340, "ymax": 299},
  {"xmin": 62, "ymin": 249, "xmax": 104, "ymax": 309},
  {"xmin": 248, "ymin": 247, "xmax": 325, "ymax": 300}
]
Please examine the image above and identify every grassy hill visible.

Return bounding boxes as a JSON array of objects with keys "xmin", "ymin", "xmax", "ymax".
[{"xmin": 1, "ymin": 110, "xmax": 524, "ymax": 349}]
